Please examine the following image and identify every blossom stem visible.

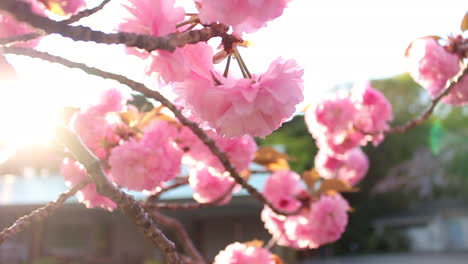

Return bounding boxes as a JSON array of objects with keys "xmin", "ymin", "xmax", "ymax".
[
  {"xmin": 234, "ymin": 48, "xmax": 252, "ymax": 78},
  {"xmin": 223, "ymin": 54, "xmax": 232, "ymax": 77},
  {"xmin": 234, "ymin": 49, "xmax": 248, "ymax": 78},
  {"xmin": 264, "ymin": 236, "xmax": 278, "ymax": 250},
  {"xmin": 176, "ymin": 17, "xmax": 200, "ymax": 28}
]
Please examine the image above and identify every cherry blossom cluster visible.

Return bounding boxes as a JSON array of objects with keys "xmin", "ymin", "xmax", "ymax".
[
  {"xmin": 61, "ymin": 88, "xmax": 258, "ymax": 209},
  {"xmin": 261, "ymin": 170, "xmax": 350, "ymax": 249},
  {"xmin": 118, "ymin": 0, "xmax": 304, "ymax": 138},
  {"xmin": 304, "ymin": 82, "xmax": 392, "ymax": 187},
  {"xmin": 5, "ymin": 0, "xmax": 468, "ymax": 262},
  {"xmin": 406, "ymin": 36, "xmax": 468, "ymax": 105}
]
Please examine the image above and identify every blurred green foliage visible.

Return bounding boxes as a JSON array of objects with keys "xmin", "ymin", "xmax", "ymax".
[
  {"xmin": 262, "ymin": 73, "xmax": 468, "ymax": 256},
  {"xmin": 257, "ymin": 115, "xmax": 318, "ymax": 173}
]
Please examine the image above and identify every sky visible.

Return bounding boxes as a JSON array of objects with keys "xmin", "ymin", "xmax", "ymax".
[{"xmin": 0, "ymin": 0, "xmax": 467, "ymax": 148}]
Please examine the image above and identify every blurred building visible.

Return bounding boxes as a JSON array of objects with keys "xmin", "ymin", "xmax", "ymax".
[{"xmin": 0, "ymin": 147, "xmax": 272, "ymax": 264}]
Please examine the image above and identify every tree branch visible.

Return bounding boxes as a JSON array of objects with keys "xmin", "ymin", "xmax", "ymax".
[
  {"xmin": 149, "ymin": 210, "xmax": 206, "ymax": 264},
  {"xmin": 388, "ymin": 63, "xmax": 468, "ymax": 134},
  {"xmin": 0, "ymin": 0, "xmax": 113, "ymax": 46},
  {"xmin": 0, "ymin": 46, "xmax": 296, "ymax": 216},
  {"xmin": 0, "ymin": 0, "xmax": 228, "ymax": 52},
  {"xmin": 56, "ymin": 126, "xmax": 181, "ymax": 264},
  {"xmin": 0, "ymin": 178, "xmax": 89, "ymax": 245}
]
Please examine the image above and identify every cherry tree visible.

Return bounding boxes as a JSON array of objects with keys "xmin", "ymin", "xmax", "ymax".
[{"xmin": 0, "ymin": 0, "xmax": 467, "ymax": 263}]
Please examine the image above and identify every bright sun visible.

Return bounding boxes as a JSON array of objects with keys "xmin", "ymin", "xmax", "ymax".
[{"xmin": 0, "ymin": 79, "xmax": 60, "ymax": 148}]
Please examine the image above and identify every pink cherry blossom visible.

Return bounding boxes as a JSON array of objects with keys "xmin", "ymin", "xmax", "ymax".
[
  {"xmin": 261, "ymin": 206, "xmax": 301, "ymax": 248},
  {"xmin": 73, "ymin": 89, "xmax": 129, "ymax": 159},
  {"xmin": 197, "ymin": 0, "xmax": 291, "ymax": 34},
  {"xmin": 305, "ymin": 94, "xmax": 363, "ymax": 154},
  {"xmin": 108, "ymin": 121, "xmax": 182, "ymax": 191},
  {"xmin": 118, "ymin": 0, "xmax": 215, "ymax": 83},
  {"xmin": 213, "ymin": 242, "xmax": 275, "ymax": 264},
  {"xmin": 118, "ymin": 0, "xmax": 184, "ymax": 58},
  {"xmin": 60, "ymin": 158, "xmax": 116, "ymax": 211},
  {"xmin": 314, "ymin": 149, "xmax": 343, "ymax": 178},
  {"xmin": 178, "ymin": 127, "xmax": 257, "ymax": 173},
  {"xmin": 338, "ymin": 148, "xmax": 369, "ymax": 185},
  {"xmin": 119, "ymin": 0, "xmax": 184, "ymax": 37},
  {"xmin": 315, "ymin": 148, "xmax": 369, "ymax": 186},
  {"xmin": 263, "ymin": 170, "xmax": 304, "ymax": 212},
  {"xmin": 319, "ymin": 130, "xmax": 366, "ymax": 155},
  {"xmin": 174, "ymin": 58, "xmax": 304, "ymax": 137},
  {"xmin": 311, "ymin": 96, "xmax": 357, "ymax": 133},
  {"xmin": 285, "ymin": 194, "xmax": 350, "ymax": 248},
  {"xmin": 147, "ymin": 42, "xmax": 214, "ymax": 83},
  {"xmin": 188, "ymin": 167, "xmax": 234, "ymax": 204},
  {"xmin": 306, "ymin": 95, "xmax": 364, "ymax": 154},
  {"xmin": 96, "ymin": 88, "xmax": 132, "ymax": 113},
  {"xmin": 352, "ymin": 82, "xmax": 393, "ymax": 137},
  {"xmin": 407, "ymin": 38, "xmax": 467, "ymax": 104}
]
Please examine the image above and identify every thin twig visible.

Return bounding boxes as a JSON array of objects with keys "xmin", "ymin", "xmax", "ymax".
[
  {"xmin": 0, "ymin": 0, "xmax": 228, "ymax": 52},
  {"xmin": 264, "ymin": 236, "xmax": 278, "ymax": 250},
  {"xmin": 61, "ymin": 0, "xmax": 111, "ymax": 24},
  {"xmin": 145, "ymin": 184, "xmax": 235, "ymax": 211},
  {"xmin": 62, "ymin": 0, "xmax": 112, "ymax": 24},
  {"xmin": 149, "ymin": 210, "xmax": 206, "ymax": 264},
  {"xmin": 146, "ymin": 178, "xmax": 189, "ymax": 203},
  {"xmin": 0, "ymin": 178, "xmax": 90, "ymax": 244},
  {"xmin": 56, "ymin": 127, "xmax": 181, "ymax": 264},
  {"xmin": 0, "ymin": 46, "xmax": 298, "ymax": 217},
  {"xmin": 388, "ymin": 63, "xmax": 468, "ymax": 134},
  {"xmin": 0, "ymin": 32, "xmax": 43, "ymax": 46}
]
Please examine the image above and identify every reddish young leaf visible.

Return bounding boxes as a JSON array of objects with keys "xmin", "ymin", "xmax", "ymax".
[
  {"xmin": 461, "ymin": 12, "xmax": 468, "ymax": 31},
  {"xmin": 243, "ymin": 239, "xmax": 264, "ymax": 248},
  {"xmin": 302, "ymin": 169, "xmax": 321, "ymax": 191},
  {"xmin": 254, "ymin": 147, "xmax": 290, "ymax": 165},
  {"xmin": 318, "ymin": 178, "xmax": 358, "ymax": 194},
  {"xmin": 404, "ymin": 36, "xmax": 442, "ymax": 57}
]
